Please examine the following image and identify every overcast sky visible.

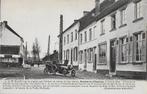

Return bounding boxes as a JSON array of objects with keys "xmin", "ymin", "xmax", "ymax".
[{"xmin": 1, "ymin": 0, "xmax": 94, "ymax": 57}]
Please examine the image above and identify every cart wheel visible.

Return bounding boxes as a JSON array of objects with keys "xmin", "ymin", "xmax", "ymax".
[
  {"xmin": 63, "ymin": 69, "xmax": 67, "ymax": 76},
  {"xmin": 44, "ymin": 68, "xmax": 48, "ymax": 75},
  {"xmin": 71, "ymin": 70, "xmax": 76, "ymax": 77}
]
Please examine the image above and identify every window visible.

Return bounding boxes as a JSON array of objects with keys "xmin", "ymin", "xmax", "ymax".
[
  {"xmin": 120, "ymin": 8, "xmax": 126, "ymax": 25},
  {"xmin": 66, "ymin": 49, "xmax": 69, "ymax": 60},
  {"xmin": 88, "ymin": 48, "xmax": 93, "ymax": 63},
  {"xmin": 134, "ymin": 32, "xmax": 146, "ymax": 62},
  {"xmin": 80, "ymin": 33, "xmax": 83, "ymax": 44},
  {"xmin": 74, "ymin": 47, "xmax": 78, "ymax": 61},
  {"xmin": 75, "ymin": 29, "xmax": 77, "ymax": 40},
  {"xmin": 71, "ymin": 32, "xmax": 73, "ymax": 42},
  {"xmin": 79, "ymin": 51, "xmax": 83, "ymax": 64},
  {"xmin": 84, "ymin": 31, "xmax": 87, "ymax": 42},
  {"xmin": 119, "ymin": 37, "xmax": 128, "ymax": 63},
  {"xmin": 99, "ymin": 43, "xmax": 107, "ymax": 64},
  {"xmin": 134, "ymin": 1, "xmax": 143, "ymax": 19},
  {"xmin": 101, "ymin": 20, "xmax": 105, "ymax": 35},
  {"xmin": 64, "ymin": 37, "xmax": 66, "ymax": 45},
  {"xmin": 127, "ymin": 36, "xmax": 133, "ymax": 63},
  {"xmin": 89, "ymin": 28, "xmax": 92, "ymax": 40},
  {"xmin": 67, "ymin": 34, "xmax": 69, "ymax": 44},
  {"xmin": 111, "ymin": 14, "xmax": 116, "ymax": 30},
  {"xmin": 93, "ymin": 26, "xmax": 96, "ymax": 39},
  {"xmin": 64, "ymin": 50, "xmax": 66, "ymax": 60}
]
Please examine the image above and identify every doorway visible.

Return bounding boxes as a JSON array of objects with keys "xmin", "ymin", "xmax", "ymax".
[{"xmin": 110, "ymin": 39, "xmax": 117, "ymax": 74}]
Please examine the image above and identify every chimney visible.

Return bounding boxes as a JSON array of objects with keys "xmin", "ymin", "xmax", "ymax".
[
  {"xmin": 74, "ymin": 19, "xmax": 78, "ymax": 23},
  {"xmin": 95, "ymin": 0, "xmax": 100, "ymax": 15},
  {"xmin": 47, "ymin": 35, "xmax": 50, "ymax": 55},
  {"xmin": 59, "ymin": 14, "xmax": 63, "ymax": 63},
  {"xmin": 83, "ymin": 11, "xmax": 90, "ymax": 16},
  {"xmin": 3, "ymin": 21, "xmax": 7, "ymax": 25}
]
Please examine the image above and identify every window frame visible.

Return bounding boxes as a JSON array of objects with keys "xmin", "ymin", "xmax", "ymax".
[
  {"xmin": 75, "ymin": 29, "xmax": 78, "ymax": 40},
  {"xmin": 119, "ymin": 36, "xmax": 129, "ymax": 64},
  {"xmin": 134, "ymin": 0, "xmax": 143, "ymax": 20},
  {"xmin": 100, "ymin": 19, "xmax": 105, "ymax": 35},
  {"xmin": 71, "ymin": 32, "xmax": 73, "ymax": 42},
  {"xmin": 67, "ymin": 34, "xmax": 69, "ymax": 44},
  {"xmin": 120, "ymin": 8, "xmax": 127, "ymax": 26},
  {"xmin": 111, "ymin": 13, "xmax": 116, "ymax": 30},
  {"xmin": 98, "ymin": 42, "xmax": 107, "ymax": 64},
  {"xmin": 89, "ymin": 28, "xmax": 92, "ymax": 41},
  {"xmin": 133, "ymin": 31, "xmax": 146, "ymax": 63},
  {"xmin": 84, "ymin": 31, "xmax": 87, "ymax": 42}
]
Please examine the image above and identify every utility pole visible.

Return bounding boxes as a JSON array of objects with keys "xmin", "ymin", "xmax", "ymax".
[
  {"xmin": 0, "ymin": 0, "xmax": 2, "ymax": 63},
  {"xmin": 25, "ymin": 42, "xmax": 28, "ymax": 60},
  {"xmin": 47, "ymin": 35, "xmax": 50, "ymax": 56},
  {"xmin": 0, "ymin": 0, "xmax": 1, "ymax": 21},
  {"xmin": 59, "ymin": 14, "xmax": 63, "ymax": 64}
]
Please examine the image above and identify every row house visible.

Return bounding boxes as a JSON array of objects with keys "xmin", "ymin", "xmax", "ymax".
[
  {"xmin": 60, "ymin": 0, "xmax": 147, "ymax": 78},
  {"xmin": 78, "ymin": 0, "xmax": 115, "ymax": 72},
  {"xmin": 95, "ymin": 0, "xmax": 147, "ymax": 78},
  {"xmin": 62, "ymin": 21, "xmax": 80, "ymax": 68},
  {"xmin": 78, "ymin": 9, "xmax": 97, "ymax": 72}
]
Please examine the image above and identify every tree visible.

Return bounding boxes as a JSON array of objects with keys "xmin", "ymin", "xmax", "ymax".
[{"xmin": 32, "ymin": 38, "xmax": 41, "ymax": 61}]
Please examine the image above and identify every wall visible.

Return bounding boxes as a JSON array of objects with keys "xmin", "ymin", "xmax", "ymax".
[
  {"xmin": 1, "ymin": 27, "xmax": 22, "ymax": 46},
  {"xmin": 96, "ymin": 0, "xmax": 147, "ymax": 73},
  {"xmin": 78, "ymin": 22, "xmax": 98, "ymax": 72},
  {"xmin": 62, "ymin": 22, "xmax": 80, "ymax": 66}
]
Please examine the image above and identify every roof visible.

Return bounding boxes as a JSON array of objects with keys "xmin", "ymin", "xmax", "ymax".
[
  {"xmin": 79, "ymin": 0, "xmax": 115, "ymax": 32},
  {"xmin": 95, "ymin": 0, "xmax": 131, "ymax": 21},
  {"xmin": 58, "ymin": 20, "xmax": 79, "ymax": 37},
  {"xmin": 3, "ymin": 21, "xmax": 24, "ymax": 42},
  {"xmin": 42, "ymin": 50, "xmax": 58, "ymax": 61},
  {"xmin": 58, "ymin": 0, "xmax": 131, "ymax": 35}
]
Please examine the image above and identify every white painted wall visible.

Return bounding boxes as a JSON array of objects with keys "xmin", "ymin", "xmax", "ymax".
[
  {"xmin": 62, "ymin": 22, "xmax": 80, "ymax": 66},
  {"xmin": 96, "ymin": 0, "xmax": 147, "ymax": 72},
  {"xmin": 1, "ymin": 27, "xmax": 22, "ymax": 46},
  {"xmin": 78, "ymin": 22, "xmax": 98, "ymax": 72}
]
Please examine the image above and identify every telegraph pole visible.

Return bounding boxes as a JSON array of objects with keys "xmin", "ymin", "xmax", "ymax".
[
  {"xmin": 47, "ymin": 35, "xmax": 50, "ymax": 56},
  {"xmin": 0, "ymin": 0, "xmax": 2, "ymax": 63},
  {"xmin": 0, "ymin": 0, "xmax": 2, "ymax": 22}
]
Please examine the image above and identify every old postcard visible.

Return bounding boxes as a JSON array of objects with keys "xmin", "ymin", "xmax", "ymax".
[{"xmin": 0, "ymin": 0, "xmax": 147, "ymax": 94}]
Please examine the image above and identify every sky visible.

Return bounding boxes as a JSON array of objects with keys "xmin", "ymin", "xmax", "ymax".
[{"xmin": 1, "ymin": 0, "xmax": 94, "ymax": 57}]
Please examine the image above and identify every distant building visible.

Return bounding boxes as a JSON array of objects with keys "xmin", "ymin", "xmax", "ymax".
[
  {"xmin": 0, "ymin": 21, "xmax": 24, "ymax": 67},
  {"xmin": 42, "ymin": 50, "xmax": 58, "ymax": 63}
]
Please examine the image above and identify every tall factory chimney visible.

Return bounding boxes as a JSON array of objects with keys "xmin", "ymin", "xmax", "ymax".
[
  {"xmin": 47, "ymin": 35, "xmax": 50, "ymax": 55},
  {"xmin": 59, "ymin": 14, "xmax": 63, "ymax": 63},
  {"xmin": 0, "ymin": 0, "xmax": 1, "ymax": 21}
]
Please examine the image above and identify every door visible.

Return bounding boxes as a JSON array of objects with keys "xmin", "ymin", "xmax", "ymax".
[
  {"xmin": 110, "ymin": 40, "xmax": 116, "ymax": 74},
  {"xmin": 71, "ymin": 49, "xmax": 73, "ymax": 65},
  {"xmin": 84, "ymin": 49, "xmax": 87, "ymax": 70},
  {"xmin": 93, "ymin": 54, "xmax": 97, "ymax": 71}
]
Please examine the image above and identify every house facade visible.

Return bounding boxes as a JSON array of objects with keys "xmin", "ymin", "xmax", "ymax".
[
  {"xmin": 59, "ymin": 0, "xmax": 147, "ymax": 78},
  {"xmin": 0, "ymin": 21, "xmax": 24, "ymax": 67},
  {"xmin": 95, "ymin": 0, "xmax": 147, "ymax": 78},
  {"xmin": 62, "ymin": 21, "xmax": 80, "ymax": 68}
]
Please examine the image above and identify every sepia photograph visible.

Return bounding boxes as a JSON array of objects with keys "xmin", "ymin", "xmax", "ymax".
[{"xmin": 0, "ymin": 0, "xmax": 147, "ymax": 94}]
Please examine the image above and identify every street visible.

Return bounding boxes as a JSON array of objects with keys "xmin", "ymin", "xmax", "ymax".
[{"xmin": 0, "ymin": 64, "xmax": 121, "ymax": 79}]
